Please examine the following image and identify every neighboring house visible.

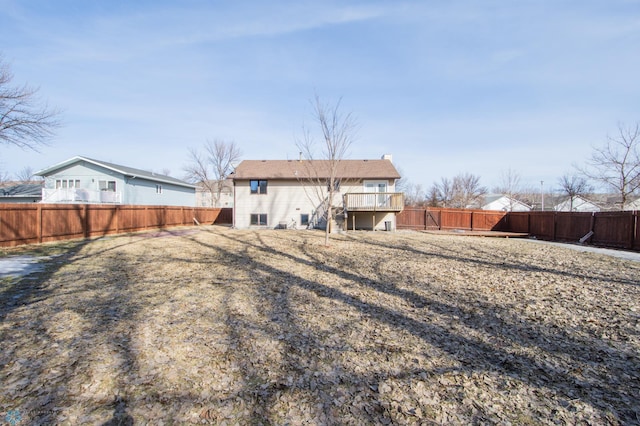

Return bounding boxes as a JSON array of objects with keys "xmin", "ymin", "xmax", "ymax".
[
  {"xmin": 195, "ymin": 178, "xmax": 234, "ymax": 207},
  {"xmin": 481, "ymin": 194, "xmax": 532, "ymax": 212},
  {"xmin": 232, "ymin": 155, "xmax": 403, "ymax": 230},
  {"xmin": 0, "ymin": 182, "xmax": 43, "ymax": 203},
  {"xmin": 624, "ymin": 197, "xmax": 640, "ymax": 211},
  {"xmin": 598, "ymin": 194, "xmax": 640, "ymax": 211},
  {"xmin": 36, "ymin": 156, "xmax": 196, "ymax": 206},
  {"xmin": 553, "ymin": 195, "xmax": 601, "ymax": 212}
]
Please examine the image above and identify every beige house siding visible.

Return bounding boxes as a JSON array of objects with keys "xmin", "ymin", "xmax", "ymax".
[{"xmin": 234, "ymin": 178, "xmax": 397, "ymax": 230}]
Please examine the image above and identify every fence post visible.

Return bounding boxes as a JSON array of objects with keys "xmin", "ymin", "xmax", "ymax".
[
  {"xmin": 629, "ymin": 212, "xmax": 635, "ymax": 249},
  {"xmin": 37, "ymin": 204, "xmax": 43, "ymax": 244},
  {"xmin": 115, "ymin": 205, "xmax": 120, "ymax": 234},
  {"xmin": 83, "ymin": 204, "xmax": 89, "ymax": 239},
  {"xmin": 424, "ymin": 209, "xmax": 428, "ymax": 230},
  {"xmin": 634, "ymin": 211, "xmax": 638, "ymax": 250}
]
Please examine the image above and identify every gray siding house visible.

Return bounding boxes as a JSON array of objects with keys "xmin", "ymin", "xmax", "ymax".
[
  {"xmin": 0, "ymin": 183, "xmax": 43, "ymax": 203},
  {"xmin": 36, "ymin": 156, "xmax": 196, "ymax": 206}
]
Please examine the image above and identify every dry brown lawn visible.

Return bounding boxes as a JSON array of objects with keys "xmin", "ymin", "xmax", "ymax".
[{"xmin": 1, "ymin": 226, "xmax": 639, "ymax": 425}]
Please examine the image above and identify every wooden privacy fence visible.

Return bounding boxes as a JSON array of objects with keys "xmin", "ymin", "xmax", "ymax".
[
  {"xmin": 0, "ymin": 204, "xmax": 233, "ymax": 248},
  {"xmin": 396, "ymin": 208, "xmax": 507, "ymax": 232},
  {"xmin": 505, "ymin": 210, "xmax": 639, "ymax": 251},
  {"xmin": 397, "ymin": 207, "xmax": 639, "ymax": 251}
]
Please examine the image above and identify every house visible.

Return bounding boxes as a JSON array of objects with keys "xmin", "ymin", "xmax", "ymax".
[
  {"xmin": 35, "ymin": 156, "xmax": 196, "ymax": 206},
  {"xmin": 597, "ymin": 194, "xmax": 640, "ymax": 211},
  {"xmin": 624, "ymin": 197, "xmax": 640, "ymax": 211},
  {"xmin": 232, "ymin": 155, "xmax": 403, "ymax": 230},
  {"xmin": 0, "ymin": 182, "xmax": 43, "ymax": 203},
  {"xmin": 553, "ymin": 195, "xmax": 601, "ymax": 212},
  {"xmin": 195, "ymin": 178, "xmax": 234, "ymax": 207},
  {"xmin": 481, "ymin": 194, "xmax": 532, "ymax": 212}
]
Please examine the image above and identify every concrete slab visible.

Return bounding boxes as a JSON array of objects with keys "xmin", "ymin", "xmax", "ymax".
[{"xmin": 521, "ymin": 239, "xmax": 640, "ymax": 262}]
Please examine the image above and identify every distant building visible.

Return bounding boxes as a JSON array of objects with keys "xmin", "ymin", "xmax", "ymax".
[
  {"xmin": 36, "ymin": 156, "xmax": 196, "ymax": 206},
  {"xmin": 553, "ymin": 195, "xmax": 601, "ymax": 212},
  {"xmin": 481, "ymin": 194, "xmax": 532, "ymax": 212},
  {"xmin": 0, "ymin": 182, "xmax": 43, "ymax": 203}
]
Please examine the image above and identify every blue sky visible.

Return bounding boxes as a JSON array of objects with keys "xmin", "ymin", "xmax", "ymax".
[{"xmin": 1, "ymin": 0, "xmax": 639, "ymax": 191}]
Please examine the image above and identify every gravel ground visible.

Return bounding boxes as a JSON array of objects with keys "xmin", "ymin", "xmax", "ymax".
[{"xmin": 1, "ymin": 226, "xmax": 639, "ymax": 425}]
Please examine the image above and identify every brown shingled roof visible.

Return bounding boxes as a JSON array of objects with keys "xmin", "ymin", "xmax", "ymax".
[{"xmin": 233, "ymin": 159, "xmax": 401, "ymax": 180}]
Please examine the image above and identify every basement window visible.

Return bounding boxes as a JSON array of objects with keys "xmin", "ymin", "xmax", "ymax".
[{"xmin": 250, "ymin": 214, "xmax": 268, "ymax": 226}]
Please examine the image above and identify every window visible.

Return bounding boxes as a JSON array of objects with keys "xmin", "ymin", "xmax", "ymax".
[
  {"xmin": 300, "ymin": 214, "xmax": 309, "ymax": 226},
  {"xmin": 156, "ymin": 184, "xmax": 163, "ymax": 194},
  {"xmin": 250, "ymin": 214, "xmax": 268, "ymax": 226},
  {"xmin": 250, "ymin": 180, "xmax": 268, "ymax": 194},
  {"xmin": 99, "ymin": 180, "xmax": 116, "ymax": 191},
  {"xmin": 56, "ymin": 179, "xmax": 80, "ymax": 189}
]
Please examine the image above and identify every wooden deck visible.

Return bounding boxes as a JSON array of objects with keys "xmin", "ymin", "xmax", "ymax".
[{"xmin": 423, "ymin": 230, "xmax": 530, "ymax": 238}]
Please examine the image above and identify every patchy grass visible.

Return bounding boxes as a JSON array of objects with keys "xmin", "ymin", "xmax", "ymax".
[{"xmin": 1, "ymin": 226, "xmax": 639, "ymax": 424}]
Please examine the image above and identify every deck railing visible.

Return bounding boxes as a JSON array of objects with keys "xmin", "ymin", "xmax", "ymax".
[
  {"xmin": 42, "ymin": 188, "xmax": 122, "ymax": 204},
  {"xmin": 344, "ymin": 192, "xmax": 404, "ymax": 212}
]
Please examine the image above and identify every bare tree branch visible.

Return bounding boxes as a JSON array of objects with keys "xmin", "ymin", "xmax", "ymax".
[
  {"xmin": 430, "ymin": 174, "xmax": 486, "ymax": 208},
  {"xmin": 0, "ymin": 56, "xmax": 61, "ymax": 151},
  {"xmin": 183, "ymin": 139, "xmax": 241, "ymax": 206},
  {"xmin": 432, "ymin": 177, "xmax": 454, "ymax": 207},
  {"xmin": 494, "ymin": 168, "xmax": 523, "ymax": 210},
  {"xmin": 451, "ymin": 173, "xmax": 487, "ymax": 208},
  {"xmin": 296, "ymin": 94, "xmax": 358, "ymax": 245},
  {"xmin": 15, "ymin": 166, "xmax": 36, "ymax": 182},
  {"xmin": 578, "ymin": 122, "xmax": 640, "ymax": 210},
  {"xmin": 558, "ymin": 174, "xmax": 593, "ymax": 211}
]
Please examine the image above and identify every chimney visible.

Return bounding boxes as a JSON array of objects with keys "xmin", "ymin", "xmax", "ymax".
[
  {"xmin": 299, "ymin": 152, "xmax": 303, "ymax": 162},
  {"xmin": 382, "ymin": 154, "xmax": 392, "ymax": 162}
]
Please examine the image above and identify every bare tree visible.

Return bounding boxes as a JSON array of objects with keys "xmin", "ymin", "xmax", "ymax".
[
  {"xmin": 394, "ymin": 166, "xmax": 409, "ymax": 194},
  {"xmin": 426, "ymin": 185, "xmax": 440, "ymax": 207},
  {"xmin": 296, "ymin": 94, "xmax": 357, "ymax": 245},
  {"xmin": 579, "ymin": 122, "xmax": 640, "ymax": 210},
  {"xmin": 403, "ymin": 182, "xmax": 426, "ymax": 206},
  {"xmin": 1, "ymin": 56, "xmax": 60, "ymax": 151},
  {"xmin": 431, "ymin": 177, "xmax": 454, "ymax": 207},
  {"xmin": 451, "ymin": 173, "xmax": 487, "ymax": 208},
  {"xmin": 183, "ymin": 139, "xmax": 242, "ymax": 206},
  {"xmin": 558, "ymin": 174, "xmax": 593, "ymax": 211},
  {"xmin": 493, "ymin": 168, "xmax": 522, "ymax": 210},
  {"xmin": 14, "ymin": 166, "xmax": 36, "ymax": 182},
  {"xmin": 395, "ymin": 168, "xmax": 424, "ymax": 206}
]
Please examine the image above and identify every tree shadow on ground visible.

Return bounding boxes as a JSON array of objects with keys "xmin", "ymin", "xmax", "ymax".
[
  {"xmin": 0, "ymin": 234, "xmax": 161, "ymax": 423},
  {"xmin": 203, "ymin": 229, "xmax": 639, "ymax": 423},
  {"xmin": 2, "ymin": 227, "xmax": 638, "ymax": 424}
]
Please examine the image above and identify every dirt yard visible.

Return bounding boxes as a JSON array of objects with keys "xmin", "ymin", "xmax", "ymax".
[{"xmin": 1, "ymin": 226, "xmax": 639, "ymax": 425}]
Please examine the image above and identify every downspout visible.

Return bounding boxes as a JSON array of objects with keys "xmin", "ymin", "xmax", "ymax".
[{"xmin": 232, "ymin": 180, "xmax": 236, "ymax": 228}]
